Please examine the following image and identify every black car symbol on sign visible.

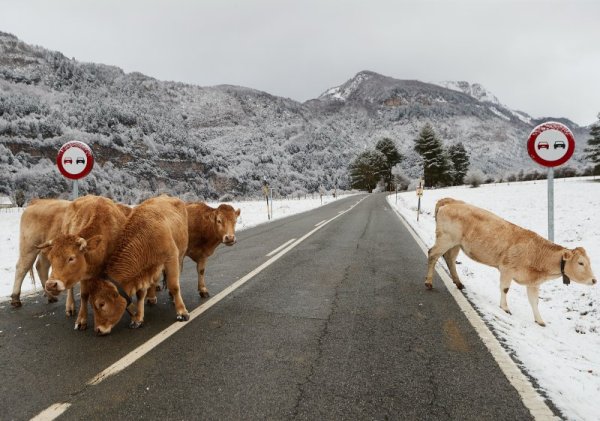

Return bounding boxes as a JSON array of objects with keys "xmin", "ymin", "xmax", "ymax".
[
  {"xmin": 64, "ymin": 158, "xmax": 73, "ymax": 164},
  {"xmin": 554, "ymin": 140, "xmax": 566, "ymax": 149},
  {"xmin": 537, "ymin": 141, "xmax": 549, "ymax": 150},
  {"xmin": 76, "ymin": 157, "xmax": 85, "ymax": 164}
]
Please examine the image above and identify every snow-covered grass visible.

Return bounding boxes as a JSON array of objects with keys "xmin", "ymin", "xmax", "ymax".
[
  {"xmin": 388, "ymin": 177, "xmax": 600, "ymax": 421},
  {"xmin": 0, "ymin": 193, "xmax": 352, "ymax": 302}
]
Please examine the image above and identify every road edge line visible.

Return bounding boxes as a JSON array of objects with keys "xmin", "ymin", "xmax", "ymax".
[{"xmin": 387, "ymin": 198, "xmax": 558, "ymax": 421}]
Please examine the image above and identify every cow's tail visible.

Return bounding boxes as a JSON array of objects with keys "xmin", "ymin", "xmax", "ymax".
[{"xmin": 435, "ymin": 198, "xmax": 460, "ymax": 220}]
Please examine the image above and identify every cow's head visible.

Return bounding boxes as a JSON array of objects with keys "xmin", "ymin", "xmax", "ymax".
[
  {"xmin": 37, "ymin": 234, "xmax": 104, "ymax": 296},
  {"xmin": 88, "ymin": 278, "xmax": 128, "ymax": 335},
  {"xmin": 214, "ymin": 204, "xmax": 241, "ymax": 246},
  {"xmin": 563, "ymin": 247, "xmax": 597, "ymax": 285}
]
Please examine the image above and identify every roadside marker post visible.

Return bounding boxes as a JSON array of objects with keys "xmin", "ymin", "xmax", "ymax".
[
  {"xmin": 527, "ymin": 122, "xmax": 575, "ymax": 242},
  {"xmin": 416, "ymin": 178, "xmax": 424, "ymax": 221}
]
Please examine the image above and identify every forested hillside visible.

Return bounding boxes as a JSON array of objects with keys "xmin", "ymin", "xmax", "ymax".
[{"xmin": 0, "ymin": 31, "xmax": 590, "ymax": 203}]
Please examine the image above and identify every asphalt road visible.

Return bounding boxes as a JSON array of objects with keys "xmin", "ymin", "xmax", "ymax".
[{"xmin": 0, "ymin": 193, "xmax": 535, "ymax": 420}]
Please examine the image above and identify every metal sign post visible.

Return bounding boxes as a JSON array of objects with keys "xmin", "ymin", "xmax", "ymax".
[
  {"xmin": 547, "ymin": 167, "xmax": 554, "ymax": 241},
  {"xmin": 527, "ymin": 122, "xmax": 575, "ymax": 242}
]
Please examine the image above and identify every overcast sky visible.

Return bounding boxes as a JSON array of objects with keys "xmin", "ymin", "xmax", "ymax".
[{"xmin": 1, "ymin": 0, "xmax": 598, "ymax": 126}]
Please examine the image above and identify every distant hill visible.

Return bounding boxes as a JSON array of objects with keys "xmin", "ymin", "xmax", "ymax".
[{"xmin": 0, "ymin": 31, "xmax": 590, "ymax": 203}]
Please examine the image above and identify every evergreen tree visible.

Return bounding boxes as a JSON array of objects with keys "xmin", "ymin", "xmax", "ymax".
[
  {"xmin": 413, "ymin": 124, "xmax": 451, "ymax": 187},
  {"xmin": 375, "ymin": 137, "xmax": 403, "ymax": 190},
  {"xmin": 349, "ymin": 150, "xmax": 388, "ymax": 192},
  {"xmin": 584, "ymin": 114, "xmax": 600, "ymax": 175},
  {"xmin": 448, "ymin": 142, "xmax": 470, "ymax": 185}
]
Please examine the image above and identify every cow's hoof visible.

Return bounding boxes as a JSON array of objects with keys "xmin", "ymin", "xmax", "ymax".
[
  {"xmin": 536, "ymin": 321, "xmax": 546, "ymax": 327},
  {"xmin": 176, "ymin": 313, "xmax": 190, "ymax": 322},
  {"xmin": 129, "ymin": 320, "xmax": 144, "ymax": 329},
  {"xmin": 65, "ymin": 309, "xmax": 76, "ymax": 317},
  {"xmin": 503, "ymin": 309, "xmax": 512, "ymax": 315},
  {"xmin": 456, "ymin": 283, "xmax": 465, "ymax": 290},
  {"xmin": 425, "ymin": 283, "xmax": 433, "ymax": 290},
  {"xmin": 10, "ymin": 299, "xmax": 22, "ymax": 308},
  {"xmin": 199, "ymin": 291, "xmax": 210, "ymax": 298},
  {"xmin": 147, "ymin": 297, "xmax": 157, "ymax": 306},
  {"xmin": 74, "ymin": 322, "xmax": 87, "ymax": 331}
]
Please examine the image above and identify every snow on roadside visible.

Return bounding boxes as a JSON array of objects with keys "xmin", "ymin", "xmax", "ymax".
[
  {"xmin": 0, "ymin": 193, "xmax": 352, "ymax": 302},
  {"xmin": 388, "ymin": 178, "xmax": 600, "ymax": 421}
]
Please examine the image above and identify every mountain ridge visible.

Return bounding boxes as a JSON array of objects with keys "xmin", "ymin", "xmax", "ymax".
[{"xmin": 0, "ymin": 32, "xmax": 591, "ymax": 203}]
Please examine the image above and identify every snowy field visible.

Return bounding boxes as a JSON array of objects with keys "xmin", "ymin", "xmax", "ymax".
[
  {"xmin": 0, "ymin": 193, "xmax": 353, "ymax": 301},
  {"xmin": 388, "ymin": 177, "xmax": 600, "ymax": 421}
]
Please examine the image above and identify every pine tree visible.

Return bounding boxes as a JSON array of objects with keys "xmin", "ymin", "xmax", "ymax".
[
  {"xmin": 349, "ymin": 150, "xmax": 388, "ymax": 192},
  {"xmin": 448, "ymin": 142, "xmax": 470, "ymax": 185},
  {"xmin": 413, "ymin": 124, "xmax": 450, "ymax": 187},
  {"xmin": 584, "ymin": 114, "xmax": 600, "ymax": 175},
  {"xmin": 375, "ymin": 137, "xmax": 403, "ymax": 190}
]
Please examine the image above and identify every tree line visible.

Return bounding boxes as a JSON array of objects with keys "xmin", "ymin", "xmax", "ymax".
[
  {"xmin": 349, "ymin": 124, "xmax": 470, "ymax": 191},
  {"xmin": 349, "ymin": 114, "xmax": 600, "ymax": 192}
]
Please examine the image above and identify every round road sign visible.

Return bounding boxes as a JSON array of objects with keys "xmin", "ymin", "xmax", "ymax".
[
  {"xmin": 527, "ymin": 122, "xmax": 575, "ymax": 168},
  {"xmin": 56, "ymin": 141, "xmax": 94, "ymax": 180}
]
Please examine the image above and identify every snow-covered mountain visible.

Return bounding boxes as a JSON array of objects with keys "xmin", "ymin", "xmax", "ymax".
[{"xmin": 0, "ymin": 32, "xmax": 590, "ymax": 203}]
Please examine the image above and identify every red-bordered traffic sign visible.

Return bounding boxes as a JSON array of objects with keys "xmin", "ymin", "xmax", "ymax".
[
  {"xmin": 527, "ymin": 122, "xmax": 575, "ymax": 168},
  {"xmin": 56, "ymin": 141, "xmax": 94, "ymax": 180}
]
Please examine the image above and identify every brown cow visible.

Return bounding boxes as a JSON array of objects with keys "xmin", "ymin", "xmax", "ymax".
[
  {"xmin": 426, "ymin": 198, "xmax": 597, "ymax": 326},
  {"xmin": 10, "ymin": 199, "xmax": 71, "ymax": 307},
  {"xmin": 87, "ymin": 195, "xmax": 189, "ymax": 335},
  {"xmin": 185, "ymin": 202, "xmax": 241, "ymax": 297},
  {"xmin": 38, "ymin": 195, "xmax": 128, "ymax": 330}
]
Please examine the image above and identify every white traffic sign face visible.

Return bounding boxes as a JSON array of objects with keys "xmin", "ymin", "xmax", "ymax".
[
  {"xmin": 527, "ymin": 122, "xmax": 575, "ymax": 168},
  {"xmin": 56, "ymin": 141, "xmax": 94, "ymax": 180}
]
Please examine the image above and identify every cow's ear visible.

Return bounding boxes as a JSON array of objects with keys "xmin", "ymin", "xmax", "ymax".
[
  {"xmin": 563, "ymin": 250, "xmax": 574, "ymax": 261},
  {"xmin": 36, "ymin": 239, "xmax": 53, "ymax": 251},
  {"xmin": 235, "ymin": 208, "xmax": 241, "ymax": 217},
  {"xmin": 84, "ymin": 235, "xmax": 103, "ymax": 253}
]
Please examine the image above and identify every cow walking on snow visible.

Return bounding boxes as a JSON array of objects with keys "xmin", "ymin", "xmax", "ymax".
[{"xmin": 425, "ymin": 198, "xmax": 596, "ymax": 326}]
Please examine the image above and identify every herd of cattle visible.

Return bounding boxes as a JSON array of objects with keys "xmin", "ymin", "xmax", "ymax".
[
  {"xmin": 10, "ymin": 195, "xmax": 240, "ymax": 335},
  {"xmin": 7, "ymin": 195, "xmax": 597, "ymax": 333}
]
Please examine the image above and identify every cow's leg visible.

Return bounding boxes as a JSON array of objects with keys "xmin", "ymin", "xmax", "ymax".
[
  {"xmin": 165, "ymin": 256, "xmax": 189, "ymax": 321},
  {"xmin": 10, "ymin": 249, "xmax": 38, "ymax": 307},
  {"xmin": 499, "ymin": 272, "xmax": 512, "ymax": 314},
  {"xmin": 527, "ymin": 285, "xmax": 545, "ymax": 326},
  {"xmin": 425, "ymin": 234, "xmax": 454, "ymax": 289},
  {"xmin": 443, "ymin": 246, "xmax": 463, "ymax": 289},
  {"xmin": 65, "ymin": 288, "xmax": 76, "ymax": 317},
  {"xmin": 75, "ymin": 280, "xmax": 89, "ymax": 330},
  {"xmin": 35, "ymin": 255, "xmax": 57, "ymax": 303},
  {"xmin": 130, "ymin": 288, "xmax": 147, "ymax": 329},
  {"xmin": 196, "ymin": 256, "xmax": 210, "ymax": 298}
]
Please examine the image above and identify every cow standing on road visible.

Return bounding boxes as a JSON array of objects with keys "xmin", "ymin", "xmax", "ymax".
[
  {"xmin": 185, "ymin": 202, "xmax": 241, "ymax": 298},
  {"xmin": 37, "ymin": 195, "xmax": 128, "ymax": 330},
  {"xmin": 87, "ymin": 195, "xmax": 189, "ymax": 335},
  {"xmin": 426, "ymin": 198, "xmax": 596, "ymax": 326},
  {"xmin": 11, "ymin": 199, "xmax": 71, "ymax": 307}
]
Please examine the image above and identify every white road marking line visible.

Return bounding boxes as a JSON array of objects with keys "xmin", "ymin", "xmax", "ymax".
[
  {"xmin": 388, "ymin": 200, "xmax": 558, "ymax": 421},
  {"xmin": 314, "ymin": 219, "xmax": 327, "ymax": 227},
  {"xmin": 266, "ymin": 238, "xmax": 296, "ymax": 257},
  {"xmin": 30, "ymin": 403, "xmax": 71, "ymax": 421},
  {"xmin": 36, "ymin": 196, "xmax": 369, "ymax": 421},
  {"xmin": 88, "ymin": 195, "xmax": 368, "ymax": 387}
]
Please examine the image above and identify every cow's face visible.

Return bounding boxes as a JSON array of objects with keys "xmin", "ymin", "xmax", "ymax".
[
  {"xmin": 38, "ymin": 234, "xmax": 103, "ymax": 296},
  {"xmin": 215, "ymin": 205, "xmax": 241, "ymax": 246},
  {"xmin": 89, "ymin": 279, "xmax": 127, "ymax": 335},
  {"xmin": 563, "ymin": 247, "xmax": 597, "ymax": 285}
]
